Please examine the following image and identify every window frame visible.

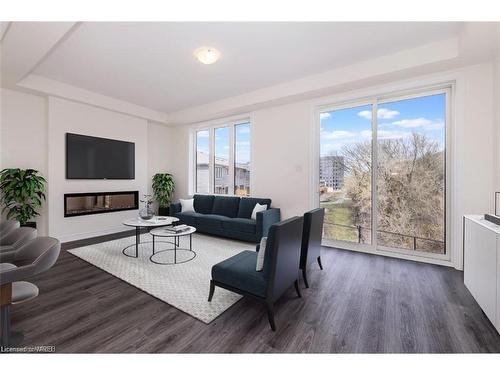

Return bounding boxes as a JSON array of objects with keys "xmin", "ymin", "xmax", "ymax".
[
  {"xmin": 213, "ymin": 126, "xmax": 232, "ymax": 195},
  {"xmin": 315, "ymin": 85, "xmax": 452, "ymax": 263},
  {"xmin": 195, "ymin": 129, "xmax": 210, "ymax": 195},
  {"xmin": 191, "ymin": 116, "xmax": 252, "ymax": 197}
]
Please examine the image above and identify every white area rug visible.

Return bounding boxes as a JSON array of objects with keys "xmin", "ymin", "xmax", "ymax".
[{"xmin": 68, "ymin": 233, "xmax": 254, "ymax": 323}]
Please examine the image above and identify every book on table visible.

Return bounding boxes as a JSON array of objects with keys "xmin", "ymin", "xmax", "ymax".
[{"xmin": 163, "ymin": 224, "xmax": 190, "ymax": 234}]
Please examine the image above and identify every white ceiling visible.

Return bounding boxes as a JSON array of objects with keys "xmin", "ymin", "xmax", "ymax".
[{"xmin": 30, "ymin": 22, "xmax": 462, "ymax": 113}]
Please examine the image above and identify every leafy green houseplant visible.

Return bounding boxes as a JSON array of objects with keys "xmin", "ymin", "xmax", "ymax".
[
  {"xmin": 0, "ymin": 168, "xmax": 47, "ymax": 226},
  {"xmin": 152, "ymin": 173, "xmax": 175, "ymax": 216}
]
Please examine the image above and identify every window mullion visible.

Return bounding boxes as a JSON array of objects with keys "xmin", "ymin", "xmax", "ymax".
[
  {"xmin": 229, "ymin": 124, "xmax": 235, "ymax": 195},
  {"xmin": 209, "ymin": 128, "xmax": 214, "ymax": 194},
  {"xmin": 371, "ymin": 100, "xmax": 378, "ymax": 251}
]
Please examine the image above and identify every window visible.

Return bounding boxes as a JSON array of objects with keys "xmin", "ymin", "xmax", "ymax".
[
  {"xmin": 193, "ymin": 120, "xmax": 251, "ymax": 196},
  {"xmin": 318, "ymin": 88, "xmax": 448, "ymax": 259},
  {"xmin": 196, "ymin": 130, "xmax": 209, "ymax": 194},
  {"xmin": 214, "ymin": 127, "xmax": 230, "ymax": 194},
  {"xmin": 376, "ymin": 93, "xmax": 446, "ymax": 254},
  {"xmin": 234, "ymin": 122, "xmax": 251, "ymax": 196},
  {"xmin": 320, "ymin": 104, "xmax": 372, "ymax": 244}
]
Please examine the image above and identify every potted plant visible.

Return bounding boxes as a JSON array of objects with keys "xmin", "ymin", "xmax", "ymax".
[
  {"xmin": 0, "ymin": 168, "xmax": 47, "ymax": 228},
  {"xmin": 152, "ymin": 173, "xmax": 175, "ymax": 216}
]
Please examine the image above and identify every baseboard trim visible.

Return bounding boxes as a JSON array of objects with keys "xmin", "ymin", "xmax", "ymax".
[
  {"xmin": 321, "ymin": 240, "xmax": 454, "ymax": 268},
  {"xmin": 55, "ymin": 226, "xmax": 134, "ymax": 244},
  {"xmin": 61, "ymin": 228, "xmax": 148, "ymax": 250}
]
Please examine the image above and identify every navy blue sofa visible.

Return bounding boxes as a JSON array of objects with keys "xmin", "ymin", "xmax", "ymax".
[{"xmin": 169, "ymin": 195, "xmax": 281, "ymax": 243}]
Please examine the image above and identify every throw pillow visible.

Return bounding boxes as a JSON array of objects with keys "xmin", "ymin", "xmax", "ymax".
[
  {"xmin": 180, "ymin": 198, "xmax": 195, "ymax": 213},
  {"xmin": 256, "ymin": 237, "xmax": 267, "ymax": 272},
  {"xmin": 251, "ymin": 203, "xmax": 268, "ymax": 220}
]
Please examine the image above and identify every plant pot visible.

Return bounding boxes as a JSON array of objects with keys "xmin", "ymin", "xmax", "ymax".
[
  {"xmin": 158, "ymin": 206, "xmax": 170, "ymax": 216},
  {"xmin": 21, "ymin": 221, "xmax": 37, "ymax": 229}
]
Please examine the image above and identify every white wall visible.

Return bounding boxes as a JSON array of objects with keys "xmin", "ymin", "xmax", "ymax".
[
  {"xmin": 172, "ymin": 62, "xmax": 497, "ymax": 270},
  {"xmin": 47, "ymin": 97, "xmax": 149, "ymax": 242},
  {"xmin": 0, "ymin": 90, "xmax": 173, "ymax": 242},
  {"xmin": 0, "ymin": 88, "xmax": 49, "ymax": 235},
  {"xmin": 147, "ymin": 121, "xmax": 174, "ymax": 212},
  {"xmin": 495, "ymin": 57, "xmax": 500, "ymax": 192},
  {"xmin": 251, "ymin": 102, "xmax": 312, "ymax": 219},
  {"xmin": 452, "ymin": 63, "xmax": 495, "ymax": 269}
]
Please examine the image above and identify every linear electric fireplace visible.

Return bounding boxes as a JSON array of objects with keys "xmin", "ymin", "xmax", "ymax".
[{"xmin": 64, "ymin": 191, "xmax": 139, "ymax": 217}]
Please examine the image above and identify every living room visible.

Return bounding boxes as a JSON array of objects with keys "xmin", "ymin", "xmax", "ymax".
[{"xmin": 2, "ymin": 1, "xmax": 500, "ymax": 372}]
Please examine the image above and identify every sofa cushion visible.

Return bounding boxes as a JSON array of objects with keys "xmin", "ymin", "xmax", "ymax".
[
  {"xmin": 212, "ymin": 196, "xmax": 240, "ymax": 218},
  {"xmin": 212, "ymin": 250, "xmax": 267, "ymax": 297},
  {"xmin": 222, "ymin": 218, "xmax": 256, "ymax": 234},
  {"xmin": 237, "ymin": 198, "xmax": 272, "ymax": 219},
  {"xmin": 193, "ymin": 195, "xmax": 215, "ymax": 214},
  {"xmin": 197, "ymin": 214, "xmax": 231, "ymax": 228},
  {"xmin": 174, "ymin": 211, "xmax": 203, "ymax": 226},
  {"xmin": 180, "ymin": 198, "xmax": 194, "ymax": 212}
]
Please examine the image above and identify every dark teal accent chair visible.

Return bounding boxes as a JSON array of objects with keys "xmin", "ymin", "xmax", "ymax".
[
  {"xmin": 208, "ymin": 216, "xmax": 303, "ymax": 331},
  {"xmin": 300, "ymin": 208, "xmax": 325, "ymax": 288}
]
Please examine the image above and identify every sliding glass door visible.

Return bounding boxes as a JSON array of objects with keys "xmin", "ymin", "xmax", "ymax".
[
  {"xmin": 320, "ymin": 104, "xmax": 373, "ymax": 245},
  {"xmin": 319, "ymin": 89, "xmax": 448, "ymax": 259}
]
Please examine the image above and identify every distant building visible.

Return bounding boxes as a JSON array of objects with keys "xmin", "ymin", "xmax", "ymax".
[
  {"xmin": 234, "ymin": 162, "xmax": 250, "ymax": 196},
  {"xmin": 320, "ymin": 155, "xmax": 344, "ymax": 190},
  {"xmin": 196, "ymin": 151, "xmax": 250, "ymax": 195}
]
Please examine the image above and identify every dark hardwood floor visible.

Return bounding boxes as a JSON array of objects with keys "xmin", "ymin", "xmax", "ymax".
[{"xmin": 9, "ymin": 237, "xmax": 500, "ymax": 353}]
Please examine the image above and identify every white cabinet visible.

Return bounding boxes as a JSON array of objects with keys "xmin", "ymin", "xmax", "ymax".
[
  {"xmin": 497, "ymin": 237, "xmax": 500, "ymax": 331},
  {"xmin": 464, "ymin": 215, "xmax": 500, "ymax": 333}
]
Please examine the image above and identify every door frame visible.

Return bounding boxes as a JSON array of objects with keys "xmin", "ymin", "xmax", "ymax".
[{"xmin": 312, "ymin": 84, "xmax": 453, "ymax": 264}]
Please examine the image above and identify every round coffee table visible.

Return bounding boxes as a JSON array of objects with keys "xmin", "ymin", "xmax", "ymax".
[
  {"xmin": 149, "ymin": 226, "xmax": 196, "ymax": 265},
  {"xmin": 122, "ymin": 216, "xmax": 179, "ymax": 258}
]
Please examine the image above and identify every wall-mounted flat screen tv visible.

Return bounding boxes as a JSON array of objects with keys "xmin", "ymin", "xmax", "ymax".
[{"xmin": 66, "ymin": 133, "xmax": 135, "ymax": 179}]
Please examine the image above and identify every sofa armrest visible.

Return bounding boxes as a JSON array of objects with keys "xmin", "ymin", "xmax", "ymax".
[
  {"xmin": 256, "ymin": 208, "xmax": 281, "ymax": 238},
  {"xmin": 170, "ymin": 203, "xmax": 181, "ymax": 215}
]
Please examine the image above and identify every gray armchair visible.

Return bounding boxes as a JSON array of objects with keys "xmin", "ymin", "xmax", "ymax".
[
  {"xmin": 0, "ymin": 220, "xmax": 19, "ymax": 236},
  {"xmin": 208, "ymin": 216, "xmax": 304, "ymax": 331},
  {"xmin": 300, "ymin": 208, "xmax": 325, "ymax": 288},
  {"xmin": 0, "ymin": 227, "xmax": 37, "ymax": 253},
  {"xmin": 0, "ymin": 237, "xmax": 61, "ymax": 346}
]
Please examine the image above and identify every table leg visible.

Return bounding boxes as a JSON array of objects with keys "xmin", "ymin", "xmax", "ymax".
[
  {"xmin": 153, "ymin": 235, "xmax": 155, "ymax": 255},
  {"xmin": 0, "ymin": 305, "xmax": 11, "ymax": 346},
  {"xmin": 174, "ymin": 236, "xmax": 177, "ymax": 264},
  {"xmin": 1, "ymin": 283, "xmax": 12, "ymax": 347},
  {"xmin": 135, "ymin": 227, "xmax": 140, "ymax": 258},
  {"xmin": 190, "ymin": 233, "xmax": 192, "ymax": 251}
]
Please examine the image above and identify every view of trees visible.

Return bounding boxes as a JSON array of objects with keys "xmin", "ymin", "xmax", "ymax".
[
  {"xmin": 340, "ymin": 132, "xmax": 445, "ymax": 253},
  {"xmin": 320, "ymin": 93, "xmax": 446, "ymax": 255}
]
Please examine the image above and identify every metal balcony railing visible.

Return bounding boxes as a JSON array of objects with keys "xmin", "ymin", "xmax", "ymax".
[{"xmin": 323, "ymin": 221, "xmax": 445, "ymax": 251}]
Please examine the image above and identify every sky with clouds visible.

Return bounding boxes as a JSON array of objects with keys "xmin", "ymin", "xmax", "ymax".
[
  {"xmin": 196, "ymin": 122, "xmax": 251, "ymax": 164},
  {"xmin": 320, "ymin": 93, "xmax": 446, "ymax": 156}
]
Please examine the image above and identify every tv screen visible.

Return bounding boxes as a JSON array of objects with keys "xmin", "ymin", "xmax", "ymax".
[{"xmin": 66, "ymin": 133, "xmax": 135, "ymax": 179}]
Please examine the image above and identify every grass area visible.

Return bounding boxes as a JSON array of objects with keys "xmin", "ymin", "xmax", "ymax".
[
  {"xmin": 320, "ymin": 194, "xmax": 443, "ymax": 252},
  {"xmin": 320, "ymin": 200, "xmax": 358, "ymax": 243}
]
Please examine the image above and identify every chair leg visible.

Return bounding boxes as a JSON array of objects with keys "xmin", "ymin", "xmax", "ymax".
[
  {"xmin": 265, "ymin": 301, "xmax": 276, "ymax": 331},
  {"xmin": 208, "ymin": 280, "xmax": 215, "ymax": 302},
  {"xmin": 294, "ymin": 279, "xmax": 302, "ymax": 298},
  {"xmin": 317, "ymin": 256, "xmax": 323, "ymax": 270},
  {"xmin": 0, "ymin": 305, "xmax": 11, "ymax": 346},
  {"xmin": 302, "ymin": 268, "xmax": 309, "ymax": 288}
]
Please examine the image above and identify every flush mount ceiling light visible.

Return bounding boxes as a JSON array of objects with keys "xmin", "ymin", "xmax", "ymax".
[{"xmin": 194, "ymin": 46, "xmax": 221, "ymax": 65}]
